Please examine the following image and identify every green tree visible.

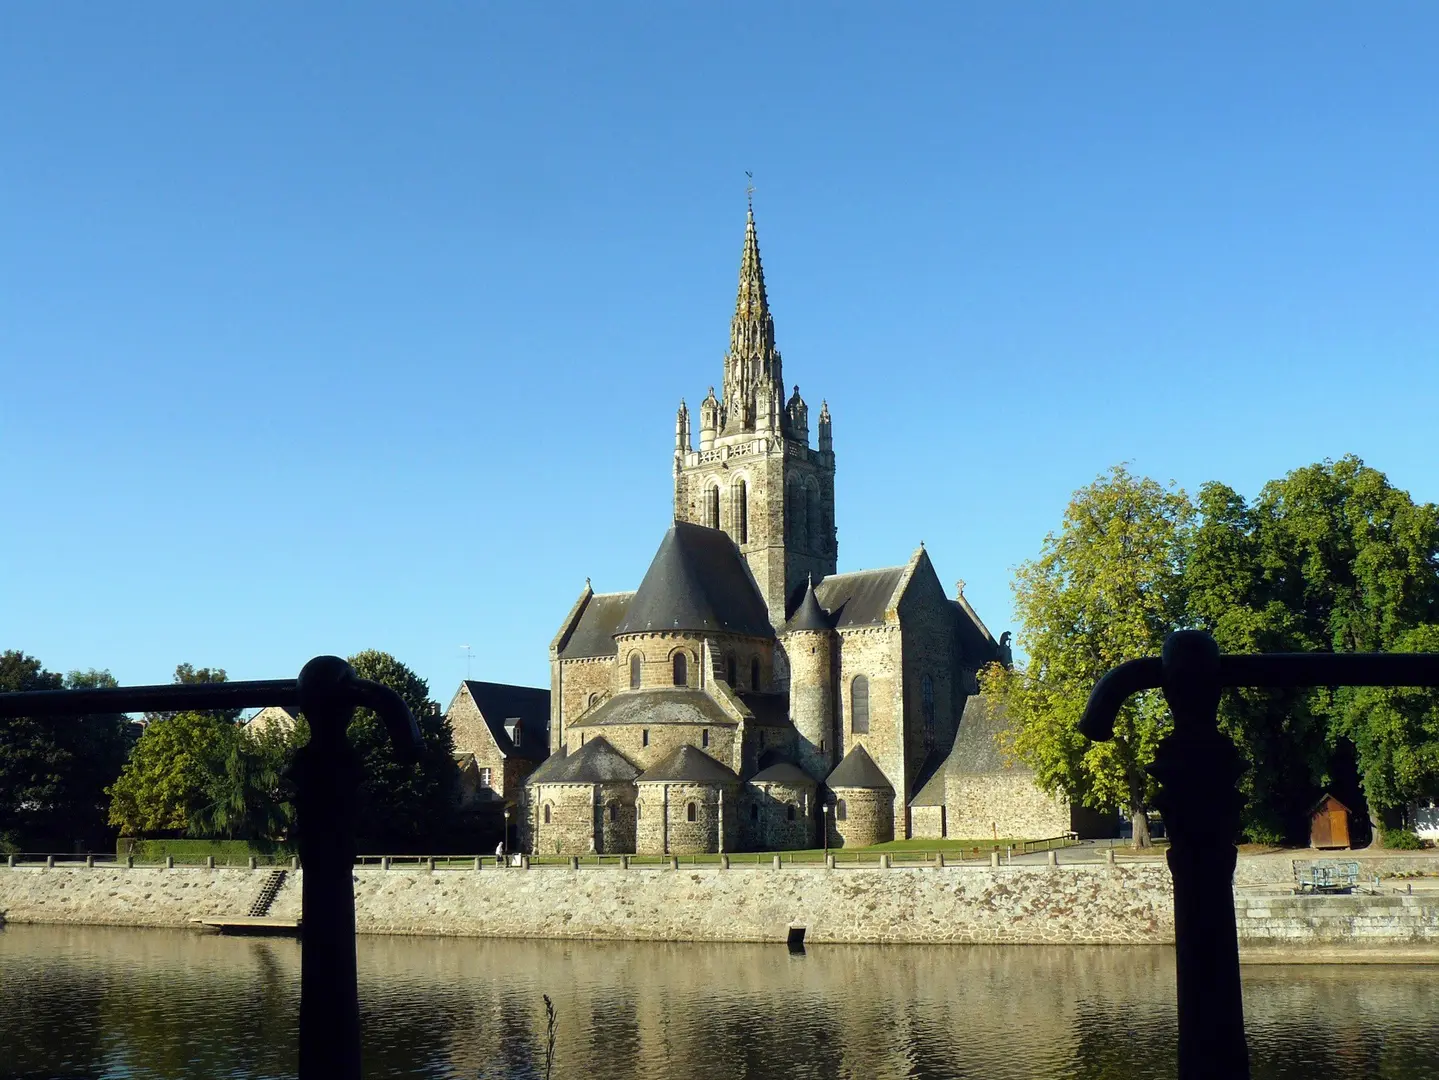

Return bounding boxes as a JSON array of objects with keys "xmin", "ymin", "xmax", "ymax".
[
  {"xmin": 106, "ymin": 711, "xmax": 237, "ymax": 835},
  {"xmin": 189, "ymin": 721, "xmax": 295, "ymax": 842},
  {"xmin": 992, "ymin": 466, "xmax": 1193, "ymax": 847},
  {"xmin": 147, "ymin": 663, "xmax": 240, "ymax": 724},
  {"xmin": 0, "ymin": 652, "xmax": 130, "ymax": 851},
  {"xmin": 346, "ymin": 649, "xmax": 456, "ymax": 850}
]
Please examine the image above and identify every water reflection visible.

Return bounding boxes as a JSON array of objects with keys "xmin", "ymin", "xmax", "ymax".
[{"xmin": 2, "ymin": 925, "xmax": 1436, "ymax": 1079}]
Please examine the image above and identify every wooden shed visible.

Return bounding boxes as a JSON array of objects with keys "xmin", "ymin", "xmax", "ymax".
[{"xmin": 1310, "ymin": 794, "xmax": 1351, "ymax": 850}]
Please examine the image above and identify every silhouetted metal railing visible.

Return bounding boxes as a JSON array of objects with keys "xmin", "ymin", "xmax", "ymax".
[
  {"xmin": 1080, "ymin": 630, "xmax": 1439, "ymax": 1080},
  {"xmin": 0, "ymin": 656, "xmax": 420, "ymax": 1080}
]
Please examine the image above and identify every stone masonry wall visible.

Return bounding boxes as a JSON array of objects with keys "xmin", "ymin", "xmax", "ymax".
[
  {"xmin": 897, "ymin": 556, "xmax": 962, "ymax": 817},
  {"xmin": 743, "ymin": 780, "xmax": 815, "ymax": 850},
  {"xmin": 829, "ymin": 787, "xmax": 893, "ymax": 848},
  {"xmin": 557, "ymin": 658, "xmax": 613, "ymax": 746},
  {"xmin": 946, "ymin": 774, "xmax": 1071, "ymax": 841},
  {"xmin": 529, "ymin": 783, "xmax": 597, "ymax": 855},
  {"xmin": 833, "ymin": 625, "xmax": 902, "ymax": 831},
  {"xmin": 567, "ymin": 720, "xmax": 737, "ymax": 777}
]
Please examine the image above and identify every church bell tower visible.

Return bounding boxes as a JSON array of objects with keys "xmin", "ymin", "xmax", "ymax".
[{"xmin": 673, "ymin": 201, "xmax": 837, "ymax": 626}]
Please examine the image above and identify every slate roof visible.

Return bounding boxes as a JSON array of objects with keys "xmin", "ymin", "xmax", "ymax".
[
  {"xmin": 909, "ymin": 749, "xmax": 949, "ymax": 806},
  {"xmin": 786, "ymin": 576, "xmax": 832, "ymax": 632},
  {"xmin": 749, "ymin": 761, "xmax": 816, "ymax": 786},
  {"xmin": 615, "ymin": 523, "xmax": 773, "ymax": 638},
  {"xmin": 949, "ymin": 694, "xmax": 1016, "ymax": 773},
  {"xmin": 825, "ymin": 744, "xmax": 894, "ymax": 791},
  {"xmin": 569, "ymin": 688, "xmax": 736, "ymax": 729},
  {"xmin": 525, "ymin": 737, "xmax": 639, "ymax": 786},
  {"xmin": 636, "ymin": 744, "xmax": 740, "ymax": 784},
  {"xmin": 736, "ymin": 691, "xmax": 792, "ymax": 727},
  {"xmin": 810, "ymin": 567, "xmax": 906, "ymax": 628},
  {"xmin": 462, "ymin": 680, "xmax": 550, "ymax": 761},
  {"xmin": 953, "ymin": 597, "xmax": 1003, "ymax": 666},
  {"xmin": 558, "ymin": 592, "xmax": 635, "ymax": 659}
]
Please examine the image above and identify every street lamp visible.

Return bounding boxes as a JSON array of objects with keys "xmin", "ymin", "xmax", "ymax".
[
  {"xmin": 822, "ymin": 802, "xmax": 830, "ymax": 859},
  {"xmin": 503, "ymin": 807, "xmax": 511, "ymax": 866}
]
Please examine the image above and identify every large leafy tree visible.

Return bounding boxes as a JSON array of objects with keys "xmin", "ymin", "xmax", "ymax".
[
  {"xmin": 1186, "ymin": 457, "xmax": 1439, "ymax": 840},
  {"xmin": 107, "ymin": 710, "xmax": 238, "ymax": 835},
  {"xmin": 0, "ymin": 652, "xmax": 130, "ymax": 851},
  {"xmin": 991, "ymin": 466, "xmax": 1193, "ymax": 847},
  {"xmin": 345, "ymin": 649, "xmax": 456, "ymax": 850}
]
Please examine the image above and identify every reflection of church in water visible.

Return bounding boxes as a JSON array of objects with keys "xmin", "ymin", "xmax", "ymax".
[{"xmin": 521, "ymin": 204, "xmax": 1067, "ymax": 855}]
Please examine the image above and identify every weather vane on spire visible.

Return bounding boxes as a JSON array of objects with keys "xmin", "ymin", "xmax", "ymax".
[{"xmin": 745, "ymin": 170, "xmax": 755, "ymax": 210}]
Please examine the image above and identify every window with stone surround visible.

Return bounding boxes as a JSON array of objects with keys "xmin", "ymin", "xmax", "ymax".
[
  {"xmin": 687, "ymin": 801, "xmax": 697, "ymax": 822},
  {"xmin": 543, "ymin": 804, "xmax": 552, "ymax": 824},
  {"xmin": 922, "ymin": 674, "xmax": 935, "ymax": 749},
  {"xmin": 735, "ymin": 478, "xmax": 748, "ymax": 544},
  {"xmin": 672, "ymin": 651, "xmax": 688, "ymax": 686},
  {"xmin": 750, "ymin": 656, "xmax": 760, "ymax": 690},
  {"xmin": 479, "ymin": 767, "xmax": 492, "ymax": 789},
  {"xmin": 642, "ymin": 728, "xmax": 649, "ymax": 747},
  {"xmin": 701, "ymin": 728, "xmax": 709, "ymax": 748},
  {"xmin": 805, "ymin": 480, "xmax": 821, "ymax": 553},
  {"xmin": 706, "ymin": 484, "xmax": 721, "ymax": 529},
  {"xmin": 851, "ymin": 675, "xmax": 870, "ymax": 733},
  {"xmin": 587, "ymin": 692, "xmax": 601, "ymax": 709},
  {"xmin": 630, "ymin": 653, "xmax": 642, "ymax": 688},
  {"xmin": 726, "ymin": 653, "xmax": 737, "ymax": 685},
  {"xmin": 608, "ymin": 803, "xmax": 617, "ymax": 823},
  {"xmin": 835, "ymin": 798, "xmax": 847, "ymax": 821}
]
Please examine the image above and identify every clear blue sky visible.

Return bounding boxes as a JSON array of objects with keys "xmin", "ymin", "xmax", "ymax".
[{"xmin": 4, "ymin": 5, "xmax": 1436, "ymax": 701}]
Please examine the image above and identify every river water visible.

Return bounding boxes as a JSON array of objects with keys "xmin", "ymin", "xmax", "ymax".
[{"xmin": 2, "ymin": 925, "xmax": 1436, "ymax": 1079}]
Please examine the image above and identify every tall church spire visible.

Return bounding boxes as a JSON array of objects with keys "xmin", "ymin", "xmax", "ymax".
[{"xmin": 721, "ymin": 204, "xmax": 785, "ymax": 436}]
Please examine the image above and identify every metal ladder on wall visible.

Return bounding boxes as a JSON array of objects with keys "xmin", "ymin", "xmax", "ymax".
[{"xmin": 247, "ymin": 869, "xmax": 288, "ymax": 917}]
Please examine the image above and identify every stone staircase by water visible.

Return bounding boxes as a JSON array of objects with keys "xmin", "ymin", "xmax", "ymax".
[{"xmin": 247, "ymin": 870, "xmax": 288, "ymax": 918}]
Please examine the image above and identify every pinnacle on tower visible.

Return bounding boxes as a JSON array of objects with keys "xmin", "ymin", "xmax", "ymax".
[{"xmin": 721, "ymin": 205, "xmax": 785, "ymax": 437}]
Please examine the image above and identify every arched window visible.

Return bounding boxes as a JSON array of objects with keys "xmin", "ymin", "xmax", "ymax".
[
  {"xmin": 686, "ymin": 802, "xmax": 697, "ymax": 823},
  {"xmin": 922, "ymin": 674, "xmax": 935, "ymax": 748},
  {"xmin": 750, "ymin": 803, "xmax": 758, "ymax": 821},
  {"xmin": 706, "ymin": 485, "xmax": 721, "ymax": 530},
  {"xmin": 636, "ymin": 801, "xmax": 642, "ymax": 820},
  {"xmin": 672, "ymin": 652, "xmax": 688, "ymax": 686},
  {"xmin": 735, "ymin": 478, "xmax": 748, "ymax": 544},
  {"xmin": 726, "ymin": 653, "xmax": 737, "ymax": 685},
  {"xmin": 750, "ymin": 657, "xmax": 761, "ymax": 691},
  {"xmin": 608, "ymin": 803, "xmax": 617, "ymax": 823},
  {"xmin": 787, "ymin": 476, "xmax": 807, "ymax": 545},
  {"xmin": 543, "ymin": 804, "xmax": 552, "ymax": 824},
  {"xmin": 630, "ymin": 653, "xmax": 642, "ymax": 689},
  {"xmin": 806, "ymin": 481, "xmax": 821, "ymax": 553},
  {"xmin": 835, "ymin": 799, "xmax": 848, "ymax": 821},
  {"xmin": 587, "ymin": 692, "xmax": 601, "ymax": 708},
  {"xmin": 787, "ymin": 804, "xmax": 796, "ymax": 822},
  {"xmin": 851, "ymin": 675, "xmax": 870, "ymax": 733}
]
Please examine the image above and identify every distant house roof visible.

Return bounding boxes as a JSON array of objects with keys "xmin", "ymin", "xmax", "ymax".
[
  {"xmin": 558, "ymin": 592, "xmax": 636, "ymax": 659},
  {"xmin": 525, "ymin": 737, "xmax": 639, "ymax": 786},
  {"xmin": 637, "ymin": 744, "xmax": 740, "ymax": 784},
  {"xmin": 826, "ymin": 744, "xmax": 894, "ymax": 791},
  {"xmin": 749, "ymin": 761, "xmax": 815, "ymax": 786},
  {"xmin": 811, "ymin": 567, "xmax": 906, "ymax": 628},
  {"xmin": 463, "ymin": 680, "xmax": 550, "ymax": 761},
  {"xmin": 615, "ymin": 523, "xmax": 773, "ymax": 638},
  {"xmin": 570, "ymin": 687, "xmax": 736, "ymax": 729}
]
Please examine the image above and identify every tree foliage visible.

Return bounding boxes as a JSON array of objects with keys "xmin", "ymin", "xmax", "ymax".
[
  {"xmin": 992, "ymin": 465, "xmax": 1192, "ymax": 847},
  {"xmin": 0, "ymin": 652, "xmax": 130, "ymax": 851},
  {"xmin": 106, "ymin": 710, "xmax": 238, "ymax": 835}
]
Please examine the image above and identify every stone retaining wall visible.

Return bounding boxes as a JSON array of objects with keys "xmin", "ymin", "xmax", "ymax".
[{"xmin": 2, "ymin": 862, "xmax": 1435, "ymax": 950}]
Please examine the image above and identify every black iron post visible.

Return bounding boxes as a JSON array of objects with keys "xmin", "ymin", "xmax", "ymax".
[
  {"xmin": 1081, "ymin": 632, "xmax": 1439, "ymax": 1080},
  {"xmin": 1149, "ymin": 631, "xmax": 1249, "ymax": 1080},
  {"xmin": 291, "ymin": 656, "xmax": 366, "ymax": 1080}
]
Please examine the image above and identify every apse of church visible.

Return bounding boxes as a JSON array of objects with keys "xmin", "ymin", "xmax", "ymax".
[{"xmin": 672, "ymin": 206, "xmax": 837, "ymax": 627}]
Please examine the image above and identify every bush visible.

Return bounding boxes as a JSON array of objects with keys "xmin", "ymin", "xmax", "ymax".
[
  {"xmin": 1383, "ymin": 829, "xmax": 1425, "ymax": 850},
  {"xmin": 117, "ymin": 837, "xmax": 293, "ymax": 864}
]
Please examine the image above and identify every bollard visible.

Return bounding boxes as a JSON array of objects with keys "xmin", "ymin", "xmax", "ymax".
[
  {"xmin": 569, "ymin": 856, "xmax": 579, "ymax": 870},
  {"xmin": 86, "ymin": 855, "xmax": 95, "ymax": 868},
  {"xmin": 249, "ymin": 856, "xmax": 258, "ymax": 870},
  {"xmin": 826, "ymin": 853, "xmax": 836, "ymax": 870},
  {"xmin": 990, "ymin": 850, "xmax": 999, "ymax": 868},
  {"xmin": 1105, "ymin": 848, "xmax": 1115, "ymax": 866},
  {"xmin": 206, "ymin": 855, "xmax": 215, "ymax": 869},
  {"xmin": 126, "ymin": 854, "xmax": 133, "ymax": 869},
  {"xmin": 720, "ymin": 854, "xmax": 729, "ymax": 870},
  {"xmin": 669, "ymin": 855, "xmax": 679, "ymax": 870},
  {"xmin": 290, "ymin": 855, "xmax": 299, "ymax": 871},
  {"xmin": 164, "ymin": 855, "xmax": 173, "ymax": 869},
  {"xmin": 621, "ymin": 854, "xmax": 630, "ymax": 869},
  {"xmin": 46, "ymin": 855, "xmax": 55, "ymax": 869},
  {"xmin": 6, "ymin": 854, "xmax": 14, "ymax": 869},
  {"xmin": 520, "ymin": 855, "xmax": 530, "ymax": 869},
  {"xmin": 427, "ymin": 857, "xmax": 436, "ymax": 872},
  {"xmin": 381, "ymin": 856, "xmax": 391, "ymax": 871},
  {"xmin": 1047, "ymin": 849, "xmax": 1058, "ymax": 867},
  {"xmin": 474, "ymin": 856, "xmax": 481, "ymax": 871},
  {"xmin": 773, "ymin": 854, "xmax": 782, "ymax": 870},
  {"xmin": 879, "ymin": 853, "xmax": 890, "ymax": 869}
]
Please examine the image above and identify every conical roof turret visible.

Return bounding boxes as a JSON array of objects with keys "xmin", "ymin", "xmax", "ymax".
[{"xmin": 786, "ymin": 574, "xmax": 832, "ymax": 632}]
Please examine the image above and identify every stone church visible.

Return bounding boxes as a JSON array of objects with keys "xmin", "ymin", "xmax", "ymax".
[{"xmin": 521, "ymin": 205, "xmax": 1060, "ymax": 855}]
